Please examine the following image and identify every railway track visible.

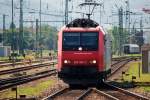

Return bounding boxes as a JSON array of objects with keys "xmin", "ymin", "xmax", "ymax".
[
  {"xmin": 0, "ymin": 60, "xmax": 57, "ymax": 75},
  {"xmin": 111, "ymin": 56, "xmax": 138, "ymax": 66},
  {"xmin": 43, "ymin": 87, "xmax": 118, "ymax": 100},
  {"xmin": 43, "ymin": 82, "xmax": 149, "ymax": 100},
  {"xmin": 79, "ymin": 83, "xmax": 149, "ymax": 100},
  {"xmin": 0, "ymin": 69, "xmax": 57, "ymax": 91},
  {"xmin": 0, "ymin": 60, "xmax": 57, "ymax": 91},
  {"xmin": 98, "ymin": 83, "xmax": 149, "ymax": 100}
]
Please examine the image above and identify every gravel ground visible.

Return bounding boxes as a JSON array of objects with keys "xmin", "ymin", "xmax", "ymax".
[
  {"xmin": 38, "ymin": 76, "xmax": 68, "ymax": 100},
  {"xmin": 83, "ymin": 91, "xmax": 111, "ymax": 100}
]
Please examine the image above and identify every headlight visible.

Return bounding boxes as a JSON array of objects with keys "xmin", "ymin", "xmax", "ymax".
[
  {"xmin": 64, "ymin": 60, "xmax": 68, "ymax": 64},
  {"xmin": 78, "ymin": 47, "xmax": 82, "ymax": 51},
  {"xmin": 64, "ymin": 60, "xmax": 71, "ymax": 64},
  {"xmin": 90, "ymin": 60, "xmax": 97, "ymax": 64},
  {"xmin": 92, "ymin": 60, "xmax": 96, "ymax": 64}
]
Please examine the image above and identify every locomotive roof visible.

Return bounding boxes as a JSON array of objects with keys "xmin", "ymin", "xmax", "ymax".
[{"xmin": 66, "ymin": 18, "xmax": 99, "ymax": 28}]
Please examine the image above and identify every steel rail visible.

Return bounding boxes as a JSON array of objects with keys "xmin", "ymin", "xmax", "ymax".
[
  {"xmin": 76, "ymin": 88, "xmax": 93, "ymax": 100},
  {"xmin": 112, "ymin": 56, "xmax": 140, "ymax": 61},
  {"xmin": 42, "ymin": 87, "xmax": 92, "ymax": 100},
  {"xmin": 92, "ymin": 88, "xmax": 119, "ymax": 100},
  {"xmin": 111, "ymin": 57, "xmax": 133, "ymax": 67},
  {"xmin": 0, "ymin": 68, "xmax": 56, "ymax": 85}
]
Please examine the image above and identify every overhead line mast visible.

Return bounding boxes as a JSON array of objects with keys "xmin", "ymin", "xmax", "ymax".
[
  {"xmin": 19, "ymin": 0, "xmax": 24, "ymax": 55},
  {"xmin": 125, "ymin": 0, "xmax": 131, "ymax": 42},
  {"xmin": 118, "ymin": 7, "xmax": 123, "ymax": 55},
  {"xmin": 11, "ymin": 0, "xmax": 15, "ymax": 55},
  {"xmin": 65, "ymin": 0, "xmax": 69, "ymax": 24}
]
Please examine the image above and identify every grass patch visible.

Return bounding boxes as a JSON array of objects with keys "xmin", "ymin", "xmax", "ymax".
[
  {"xmin": 142, "ymin": 86, "xmax": 150, "ymax": 92},
  {"xmin": 18, "ymin": 80, "xmax": 54, "ymax": 96},
  {"xmin": 123, "ymin": 61, "xmax": 150, "ymax": 82},
  {"xmin": 0, "ymin": 79, "xmax": 55, "ymax": 99},
  {"xmin": 0, "ymin": 57, "xmax": 9, "ymax": 61},
  {"xmin": 123, "ymin": 61, "xmax": 150, "ymax": 92}
]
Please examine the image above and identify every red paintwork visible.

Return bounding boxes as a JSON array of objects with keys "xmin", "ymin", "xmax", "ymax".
[{"xmin": 57, "ymin": 26, "xmax": 105, "ymax": 72}]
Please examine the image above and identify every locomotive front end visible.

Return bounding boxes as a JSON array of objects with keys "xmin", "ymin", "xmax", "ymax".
[{"xmin": 58, "ymin": 28, "xmax": 105, "ymax": 85}]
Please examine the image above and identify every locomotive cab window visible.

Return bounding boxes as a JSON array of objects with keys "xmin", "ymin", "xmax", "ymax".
[
  {"xmin": 63, "ymin": 32, "xmax": 80, "ymax": 46},
  {"xmin": 63, "ymin": 32, "xmax": 98, "ymax": 51}
]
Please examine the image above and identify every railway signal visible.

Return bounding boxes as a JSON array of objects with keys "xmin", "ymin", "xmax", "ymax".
[
  {"xmin": 122, "ymin": 71, "xmax": 125, "ymax": 81},
  {"xmin": 11, "ymin": 86, "xmax": 18, "ymax": 100},
  {"xmin": 132, "ymin": 76, "xmax": 136, "ymax": 82},
  {"xmin": 19, "ymin": 95, "xmax": 26, "ymax": 99}
]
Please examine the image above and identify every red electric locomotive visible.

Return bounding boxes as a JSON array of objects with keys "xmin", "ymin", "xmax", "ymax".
[{"xmin": 57, "ymin": 18, "xmax": 111, "ymax": 86}]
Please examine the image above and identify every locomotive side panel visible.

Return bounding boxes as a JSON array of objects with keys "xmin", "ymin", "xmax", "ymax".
[
  {"xmin": 97, "ymin": 30, "xmax": 105, "ymax": 72},
  {"xmin": 104, "ymin": 33, "xmax": 111, "ymax": 74}
]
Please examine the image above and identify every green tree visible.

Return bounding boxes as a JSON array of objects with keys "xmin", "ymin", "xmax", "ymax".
[
  {"xmin": 111, "ymin": 26, "xmax": 119, "ymax": 55},
  {"xmin": 3, "ymin": 24, "xmax": 58, "ymax": 53}
]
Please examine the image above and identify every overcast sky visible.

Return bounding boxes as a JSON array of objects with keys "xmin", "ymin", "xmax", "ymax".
[{"xmin": 0, "ymin": 0, "xmax": 149, "ymax": 29}]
